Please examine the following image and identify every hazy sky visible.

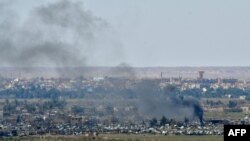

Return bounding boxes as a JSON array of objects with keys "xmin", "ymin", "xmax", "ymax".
[{"xmin": 1, "ymin": 0, "xmax": 250, "ymax": 67}]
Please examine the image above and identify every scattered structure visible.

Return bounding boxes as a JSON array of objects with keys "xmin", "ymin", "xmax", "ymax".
[{"xmin": 198, "ymin": 71, "xmax": 204, "ymax": 80}]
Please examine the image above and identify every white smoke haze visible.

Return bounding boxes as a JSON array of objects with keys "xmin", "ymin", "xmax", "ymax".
[
  {"xmin": 0, "ymin": 0, "xmax": 124, "ymax": 69},
  {"xmin": 109, "ymin": 62, "xmax": 136, "ymax": 79}
]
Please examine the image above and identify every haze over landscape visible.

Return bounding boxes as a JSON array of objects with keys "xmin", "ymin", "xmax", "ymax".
[
  {"xmin": 0, "ymin": 0, "xmax": 250, "ymax": 67},
  {"xmin": 1, "ymin": 1, "xmax": 250, "ymax": 140}
]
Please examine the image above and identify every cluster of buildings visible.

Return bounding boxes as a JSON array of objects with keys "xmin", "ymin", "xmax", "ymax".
[
  {"xmin": 1, "ymin": 71, "xmax": 250, "ymax": 137},
  {"xmin": 1, "ymin": 75, "xmax": 250, "ymax": 95},
  {"xmin": 1, "ymin": 108, "xmax": 250, "ymax": 138}
]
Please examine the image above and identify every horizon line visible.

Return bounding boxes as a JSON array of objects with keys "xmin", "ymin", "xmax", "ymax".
[{"xmin": 1, "ymin": 66, "xmax": 250, "ymax": 68}]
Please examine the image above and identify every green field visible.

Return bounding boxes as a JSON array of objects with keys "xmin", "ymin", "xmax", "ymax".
[
  {"xmin": 2, "ymin": 134, "xmax": 223, "ymax": 141},
  {"xmin": 100, "ymin": 134, "xmax": 223, "ymax": 141},
  {"xmin": 204, "ymin": 111, "xmax": 246, "ymax": 120}
]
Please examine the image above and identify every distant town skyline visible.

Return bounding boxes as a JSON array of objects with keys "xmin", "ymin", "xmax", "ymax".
[{"xmin": 0, "ymin": 0, "xmax": 250, "ymax": 67}]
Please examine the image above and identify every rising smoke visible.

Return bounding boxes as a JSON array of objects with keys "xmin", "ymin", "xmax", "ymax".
[
  {"xmin": 0, "ymin": 0, "xmax": 123, "ymax": 77},
  {"xmin": 135, "ymin": 80, "xmax": 203, "ymax": 124},
  {"xmin": 0, "ymin": 0, "xmax": 204, "ymax": 123},
  {"xmin": 109, "ymin": 62, "xmax": 136, "ymax": 79}
]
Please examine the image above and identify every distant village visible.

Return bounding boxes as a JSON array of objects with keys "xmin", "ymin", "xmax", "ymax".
[{"xmin": 1, "ymin": 71, "xmax": 250, "ymax": 137}]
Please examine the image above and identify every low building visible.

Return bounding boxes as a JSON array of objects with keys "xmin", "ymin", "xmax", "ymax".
[{"xmin": 241, "ymin": 106, "xmax": 249, "ymax": 113}]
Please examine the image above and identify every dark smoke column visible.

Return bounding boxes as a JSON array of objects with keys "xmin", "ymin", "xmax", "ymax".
[{"xmin": 193, "ymin": 104, "xmax": 204, "ymax": 126}]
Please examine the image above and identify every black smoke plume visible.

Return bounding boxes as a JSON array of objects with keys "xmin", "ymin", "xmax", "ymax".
[
  {"xmin": 178, "ymin": 96, "xmax": 204, "ymax": 125},
  {"xmin": 135, "ymin": 80, "xmax": 204, "ymax": 125}
]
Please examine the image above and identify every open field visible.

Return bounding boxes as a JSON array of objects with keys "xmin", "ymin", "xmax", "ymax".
[
  {"xmin": 204, "ymin": 111, "xmax": 246, "ymax": 120},
  {"xmin": 99, "ymin": 134, "xmax": 223, "ymax": 141},
  {"xmin": 2, "ymin": 134, "xmax": 223, "ymax": 141}
]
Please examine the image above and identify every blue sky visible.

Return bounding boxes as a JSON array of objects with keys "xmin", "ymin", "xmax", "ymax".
[{"xmin": 1, "ymin": 0, "xmax": 250, "ymax": 67}]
